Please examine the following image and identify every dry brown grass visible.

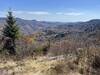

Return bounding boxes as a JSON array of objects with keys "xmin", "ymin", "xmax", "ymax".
[
  {"xmin": 0, "ymin": 32, "xmax": 100, "ymax": 75},
  {"xmin": 0, "ymin": 55, "xmax": 82, "ymax": 75}
]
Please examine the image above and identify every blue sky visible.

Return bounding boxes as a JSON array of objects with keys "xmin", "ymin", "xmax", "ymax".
[{"xmin": 0, "ymin": 0, "xmax": 100, "ymax": 22}]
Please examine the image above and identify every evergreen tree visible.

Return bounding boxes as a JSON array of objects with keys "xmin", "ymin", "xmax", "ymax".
[{"xmin": 2, "ymin": 11, "xmax": 19, "ymax": 55}]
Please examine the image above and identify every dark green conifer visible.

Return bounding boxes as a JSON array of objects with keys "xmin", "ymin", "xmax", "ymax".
[{"xmin": 3, "ymin": 11, "xmax": 19, "ymax": 55}]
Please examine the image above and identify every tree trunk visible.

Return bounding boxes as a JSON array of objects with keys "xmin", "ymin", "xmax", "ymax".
[
  {"xmin": 8, "ymin": 39, "xmax": 16, "ymax": 55},
  {"xmin": 12, "ymin": 39, "xmax": 16, "ymax": 55}
]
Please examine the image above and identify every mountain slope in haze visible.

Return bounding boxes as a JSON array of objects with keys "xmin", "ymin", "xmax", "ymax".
[
  {"xmin": 0, "ymin": 18, "xmax": 100, "ymax": 35},
  {"xmin": 0, "ymin": 18, "xmax": 64, "ymax": 34}
]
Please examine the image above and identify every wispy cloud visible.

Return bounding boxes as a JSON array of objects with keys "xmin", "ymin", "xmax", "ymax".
[
  {"xmin": 56, "ymin": 12, "xmax": 84, "ymax": 16},
  {"xmin": 0, "ymin": 10, "xmax": 87, "ymax": 22},
  {"xmin": 13, "ymin": 11, "xmax": 50, "ymax": 15},
  {"xmin": 27, "ymin": 11, "xmax": 50, "ymax": 15},
  {"xmin": 65, "ymin": 12, "xmax": 84, "ymax": 16},
  {"xmin": 13, "ymin": 11, "xmax": 84, "ymax": 16}
]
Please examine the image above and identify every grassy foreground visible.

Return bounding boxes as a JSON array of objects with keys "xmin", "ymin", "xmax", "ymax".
[{"xmin": 0, "ymin": 55, "xmax": 81, "ymax": 75}]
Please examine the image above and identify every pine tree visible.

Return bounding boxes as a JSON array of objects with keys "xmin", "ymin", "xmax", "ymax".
[{"xmin": 2, "ymin": 11, "xmax": 19, "ymax": 55}]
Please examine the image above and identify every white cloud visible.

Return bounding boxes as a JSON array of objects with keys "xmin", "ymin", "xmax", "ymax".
[
  {"xmin": 56, "ymin": 12, "xmax": 84, "ymax": 16},
  {"xmin": 13, "ymin": 11, "xmax": 24, "ymax": 14},
  {"xmin": 9, "ymin": 11, "xmax": 84, "ymax": 16},
  {"xmin": 56, "ymin": 12, "xmax": 63, "ymax": 15},
  {"xmin": 13, "ymin": 11, "xmax": 50, "ymax": 15},
  {"xmin": 65, "ymin": 12, "xmax": 84, "ymax": 16},
  {"xmin": 0, "ymin": 10, "xmax": 87, "ymax": 22},
  {"xmin": 27, "ymin": 11, "xmax": 50, "ymax": 15}
]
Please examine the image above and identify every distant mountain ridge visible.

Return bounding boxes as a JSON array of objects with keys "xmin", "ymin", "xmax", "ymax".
[
  {"xmin": 0, "ymin": 18, "xmax": 67, "ymax": 34},
  {"xmin": 0, "ymin": 17, "xmax": 100, "ymax": 35}
]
